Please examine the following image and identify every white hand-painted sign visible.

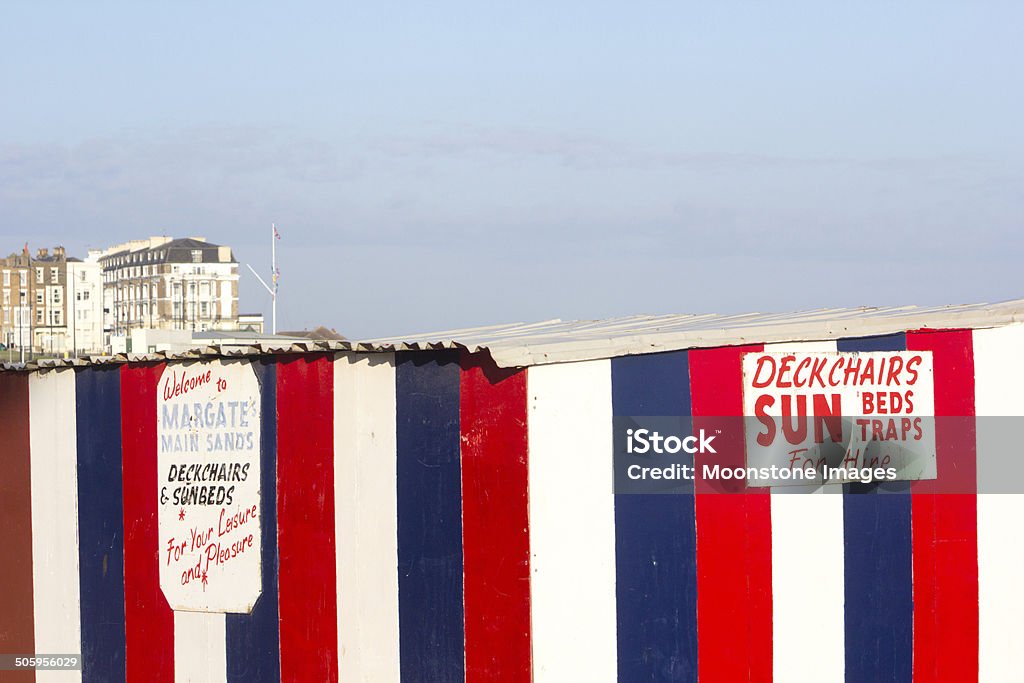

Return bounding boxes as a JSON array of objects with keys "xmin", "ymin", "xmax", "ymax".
[
  {"xmin": 742, "ymin": 351, "xmax": 936, "ymax": 487},
  {"xmin": 157, "ymin": 360, "xmax": 262, "ymax": 613}
]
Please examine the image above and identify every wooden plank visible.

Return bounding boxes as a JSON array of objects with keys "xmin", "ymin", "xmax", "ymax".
[
  {"xmin": 761, "ymin": 341, "xmax": 844, "ymax": 683},
  {"xmin": 610, "ymin": 351, "xmax": 697, "ymax": 682},
  {"xmin": 907, "ymin": 329, "xmax": 978, "ymax": 682},
  {"xmin": 395, "ymin": 351, "xmax": 464, "ymax": 683},
  {"xmin": 460, "ymin": 356, "xmax": 531, "ymax": 683},
  {"xmin": 0, "ymin": 372, "xmax": 35, "ymax": 683},
  {"xmin": 334, "ymin": 353, "xmax": 401, "ymax": 682},
  {"xmin": 75, "ymin": 366, "xmax": 127, "ymax": 682},
  {"xmin": 527, "ymin": 360, "xmax": 617, "ymax": 682},
  {"xmin": 836, "ymin": 334, "xmax": 913, "ymax": 683},
  {"xmin": 174, "ymin": 612, "xmax": 226, "ymax": 682},
  {"xmin": 29, "ymin": 369, "xmax": 82, "ymax": 683},
  {"xmin": 277, "ymin": 355, "xmax": 338, "ymax": 682},
  {"xmin": 225, "ymin": 359, "xmax": 282, "ymax": 682},
  {"xmin": 974, "ymin": 323, "xmax": 1024, "ymax": 681},
  {"xmin": 690, "ymin": 344, "xmax": 773, "ymax": 683},
  {"xmin": 121, "ymin": 363, "xmax": 175, "ymax": 682}
]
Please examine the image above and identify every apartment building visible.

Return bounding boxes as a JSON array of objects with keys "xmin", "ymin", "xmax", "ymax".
[
  {"xmin": 0, "ymin": 246, "xmax": 104, "ymax": 355},
  {"xmin": 94, "ymin": 236, "xmax": 239, "ymax": 336}
]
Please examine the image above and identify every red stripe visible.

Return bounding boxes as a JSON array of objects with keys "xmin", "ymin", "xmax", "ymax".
[
  {"xmin": 277, "ymin": 355, "xmax": 338, "ymax": 682},
  {"xmin": 906, "ymin": 330, "xmax": 978, "ymax": 682},
  {"xmin": 690, "ymin": 345, "xmax": 773, "ymax": 682},
  {"xmin": 0, "ymin": 373, "xmax": 35, "ymax": 683},
  {"xmin": 459, "ymin": 358, "xmax": 531, "ymax": 683},
  {"xmin": 121, "ymin": 364, "xmax": 175, "ymax": 682}
]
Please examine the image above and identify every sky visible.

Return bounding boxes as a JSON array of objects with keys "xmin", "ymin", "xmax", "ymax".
[{"xmin": 2, "ymin": 2, "xmax": 1022, "ymax": 338}]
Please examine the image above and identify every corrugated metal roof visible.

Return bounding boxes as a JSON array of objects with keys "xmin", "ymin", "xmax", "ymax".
[{"xmin": 5, "ymin": 298, "xmax": 1024, "ymax": 372}]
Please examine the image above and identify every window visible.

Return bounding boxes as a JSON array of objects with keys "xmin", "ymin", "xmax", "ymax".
[
  {"xmin": 191, "ymin": 250, "xmax": 203, "ymax": 263},
  {"xmin": 36, "ymin": 268, "xmax": 43, "ymax": 283},
  {"xmin": 36, "ymin": 292, "xmax": 43, "ymax": 304},
  {"xmin": 200, "ymin": 302, "xmax": 208, "ymax": 318},
  {"xmin": 36, "ymin": 309, "xmax": 43, "ymax": 324},
  {"xmin": 2, "ymin": 271, "xmax": 9, "ymax": 286},
  {"xmin": 52, "ymin": 289, "xmax": 61, "ymax": 304},
  {"xmin": 50, "ymin": 267, "xmax": 59, "ymax": 282},
  {"xmin": 83, "ymin": 290, "xmax": 90, "ymax": 300}
]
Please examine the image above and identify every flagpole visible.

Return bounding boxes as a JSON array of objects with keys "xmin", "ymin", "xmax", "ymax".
[{"xmin": 271, "ymin": 223, "xmax": 277, "ymax": 334}]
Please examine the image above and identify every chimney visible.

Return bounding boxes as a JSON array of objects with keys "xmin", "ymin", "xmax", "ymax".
[
  {"xmin": 54, "ymin": 246, "xmax": 66, "ymax": 259},
  {"xmin": 218, "ymin": 246, "xmax": 232, "ymax": 263},
  {"xmin": 37, "ymin": 247, "xmax": 49, "ymax": 259}
]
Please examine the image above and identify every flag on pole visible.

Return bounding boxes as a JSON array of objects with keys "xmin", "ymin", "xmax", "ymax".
[
  {"xmin": 273, "ymin": 225, "xmax": 281, "ymax": 240},
  {"xmin": 273, "ymin": 267, "xmax": 280, "ymax": 293}
]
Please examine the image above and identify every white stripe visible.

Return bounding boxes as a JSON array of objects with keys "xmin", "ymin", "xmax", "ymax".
[
  {"xmin": 973, "ymin": 323, "xmax": 1024, "ymax": 681},
  {"xmin": 528, "ymin": 360, "xmax": 617, "ymax": 682},
  {"xmin": 763, "ymin": 341, "xmax": 845, "ymax": 683},
  {"xmin": 174, "ymin": 611, "xmax": 226, "ymax": 682},
  {"xmin": 334, "ymin": 352, "xmax": 401, "ymax": 682},
  {"xmin": 29, "ymin": 369, "xmax": 82, "ymax": 683}
]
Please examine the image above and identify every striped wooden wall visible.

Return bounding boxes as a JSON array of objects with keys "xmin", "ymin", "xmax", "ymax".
[{"xmin": 0, "ymin": 323, "xmax": 1021, "ymax": 682}]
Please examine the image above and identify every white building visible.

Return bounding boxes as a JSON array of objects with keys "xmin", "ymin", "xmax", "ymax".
[
  {"xmin": 91, "ymin": 236, "xmax": 240, "ymax": 344},
  {"xmin": 66, "ymin": 260, "xmax": 104, "ymax": 355}
]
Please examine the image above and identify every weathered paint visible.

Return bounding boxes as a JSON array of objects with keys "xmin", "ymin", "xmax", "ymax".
[
  {"xmin": 527, "ymin": 360, "xmax": 617, "ymax": 682},
  {"xmin": 0, "ymin": 372, "xmax": 35, "ymax": 683},
  {"xmin": 395, "ymin": 351, "xmax": 465, "ymax": 683},
  {"xmin": 276, "ymin": 355, "xmax": 338, "ymax": 682},
  {"xmin": 121, "ymin": 363, "xmax": 175, "ymax": 683},
  {"xmin": 611, "ymin": 351, "xmax": 698, "ymax": 682},
  {"xmin": 333, "ymin": 352, "xmax": 400, "ymax": 682},
  {"xmin": 225, "ymin": 359, "xmax": 281, "ymax": 683},
  {"xmin": 29, "ymin": 369, "xmax": 82, "ymax": 683},
  {"xmin": 76, "ymin": 366, "xmax": 127, "ymax": 682},
  {"xmin": 690, "ymin": 344, "xmax": 774, "ymax": 683},
  {"xmin": 906, "ymin": 329, "xmax": 979, "ymax": 682},
  {"xmin": 459, "ymin": 356, "xmax": 531, "ymax": 683}
]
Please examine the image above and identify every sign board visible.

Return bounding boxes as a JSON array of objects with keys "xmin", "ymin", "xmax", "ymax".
[
  {"xmin": 157, "ymin": 360, "xmax": 262, "ymax": 612},
  {"xmin": 741, "ymin": 351, "xmax": 936, "ymax": 487}
]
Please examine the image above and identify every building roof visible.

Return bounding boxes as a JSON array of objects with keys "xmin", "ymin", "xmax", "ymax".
[
  {"xmin": 100, "ymin": 237, "xmax": 235, "ymax": 268},
  {"xmin": 277, "ymin": 326, "xmax": 347, "ymax": 341},
  {"xmin": 357, "ymin": 297, "xmax": 1024, "ymax": 367},
  {"xmin": 5, "ymin": 297, "xmax": 1024, "ymax": 372}
]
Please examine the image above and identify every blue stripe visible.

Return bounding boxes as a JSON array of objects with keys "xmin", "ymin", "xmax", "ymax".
[
  {"xmin": 226, "ymin": 360, "xmax": 281, "ymax": 682},
  {"xmin": 76, "ymin": 367, "xmax": 126, "ymax": 682},
  {"xmin": 837, "ymin": 334, "xmax": 913, "ymax": 683},
  {"xmin": 396, "ymin": 352, "xmax": 465, "ymax": 683},
  {"xmin": 612, "ymin": 352, "xmax": 698, "ymax": 682}
]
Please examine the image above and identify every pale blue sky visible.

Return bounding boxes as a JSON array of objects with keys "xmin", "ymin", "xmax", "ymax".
[{"xmin": 2, "ymin": 2, "xmax": 1021, "ymax": 337}]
